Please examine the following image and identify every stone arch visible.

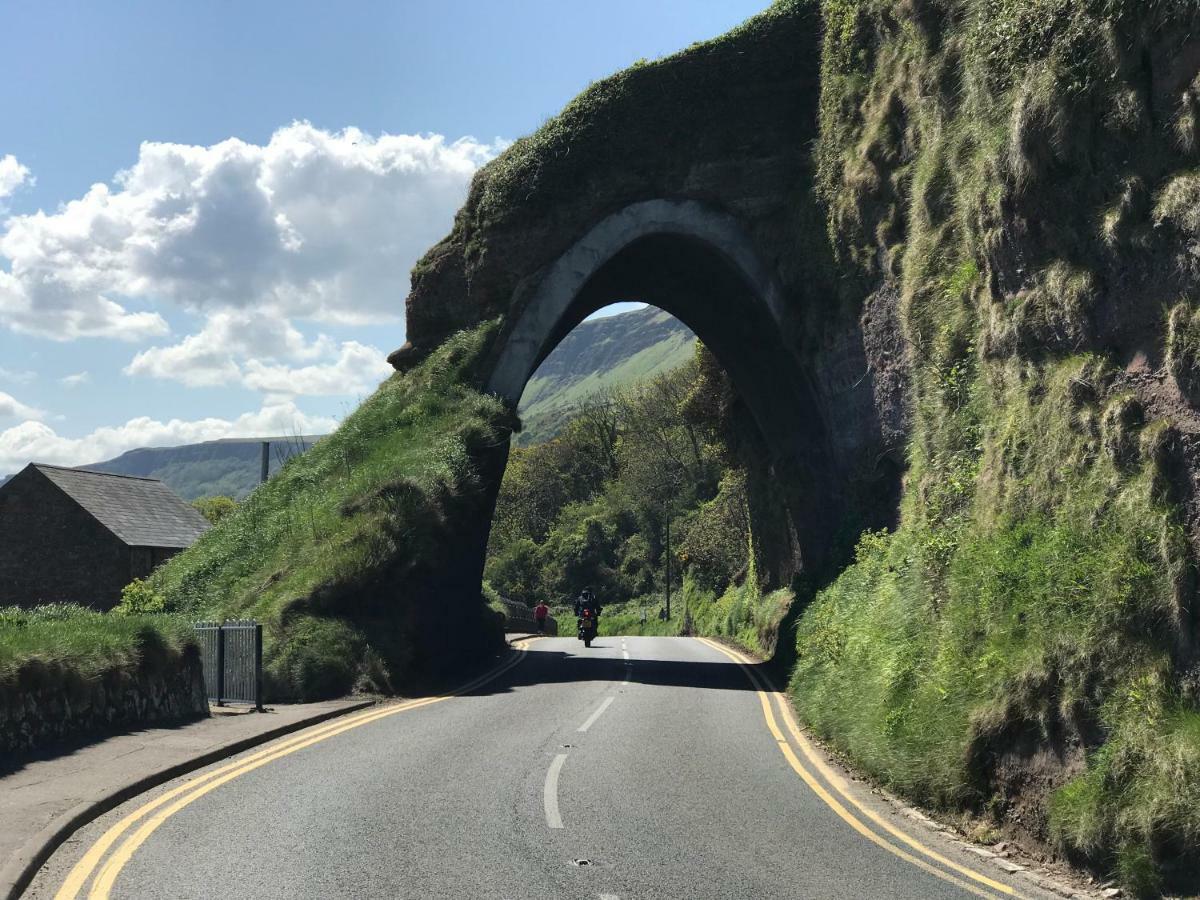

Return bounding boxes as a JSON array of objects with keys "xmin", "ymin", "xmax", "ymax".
[
  {"xmin": 481, "ymin": 198, "xmax": 839, "ymax": 576},
  {"xmin": 388, "ymin": 4, "xmax": 908, "ymax": 626},
  {"xmin": 487, "ymin": 199, "xmax": 789, "ymax": 401}
]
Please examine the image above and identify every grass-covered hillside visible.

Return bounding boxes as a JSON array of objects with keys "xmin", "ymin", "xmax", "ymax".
[
  {"xmin": 516, "ymin": 306, "xmax": 696, "ymax": 446},
  {"xmin": 793, "ymin": 0, "xmax": 1200, "ymax": 893},
  {"xmin": 148, "ymin": 326, "xmax": 512, "ymax": 701}
]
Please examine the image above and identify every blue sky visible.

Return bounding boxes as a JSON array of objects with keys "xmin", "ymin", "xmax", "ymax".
[{"xmin": 0, "ymin": 0, "xmax": 767, "ymax": 471}]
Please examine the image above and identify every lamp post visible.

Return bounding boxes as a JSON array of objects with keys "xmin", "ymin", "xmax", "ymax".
[
  {"xmin": 664, "ymin": 516, "xmax": 671, "ymax": 621},
  {"xmin": 660, "ymin": 466, "xmax": 685, "ymax": 624}
]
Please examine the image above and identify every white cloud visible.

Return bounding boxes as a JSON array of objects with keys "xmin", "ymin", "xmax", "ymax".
[
  {"xmin": 242, "ymin": 341, "xmax": 392, "ymax": 396},
  {"xmin": 123, "ymin": 310, "xmax": 278, "ymax": 387},
  {"xmin": 0, "ymin": 155, "xmax": 31, "ymax": 200},
  {"xmin": 0, "ymin": 400, "xmax": 336, "ymax": 473},
  {"xmin": 0, "ymin": 266, "xmax": 169, "ymax": 342},
  {"xmin": 0, "ymin": 124, "xmax": 504, "ymax": 342},
  {"xmin": 60, "ymin": 371, "xmax": 90, "ymax": 388},
  {"xmin": 124, "ymin": 308, "xmax": 387, "ymax": 396},
  {"xmin": 0, "ymin": 367, "xmax": 36, "ymax": 385},
  {"xmin": 0, "ymin": 390, "xmax": 43, "ymax": 422}
]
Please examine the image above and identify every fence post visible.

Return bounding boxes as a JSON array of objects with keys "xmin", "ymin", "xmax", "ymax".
[
  {"xmin": 254, "ymin": 623, "xmax": 263, "ymax": 712},
  {"xmin": 215, "ymin": 623, "xmax": 226, "ymax": 707}
]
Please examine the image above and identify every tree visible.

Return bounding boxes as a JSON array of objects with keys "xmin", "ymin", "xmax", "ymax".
[
  {"xmin": 486, "ymin": 345, "xmax": 756, "ymax": 608},
  {"xmin": 484, "ymin": 538, "xmax": 543, "ymax": 605}
]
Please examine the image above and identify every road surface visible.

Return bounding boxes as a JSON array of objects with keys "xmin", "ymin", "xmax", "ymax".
[{"xmin": 28, "ymin": 636, "xmax": 1062, "ymax": 900}]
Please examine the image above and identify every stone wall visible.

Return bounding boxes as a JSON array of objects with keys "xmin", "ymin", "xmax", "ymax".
[{"xmin": 0, "ymin": 645, "xmax": 208, "ymax": 758}]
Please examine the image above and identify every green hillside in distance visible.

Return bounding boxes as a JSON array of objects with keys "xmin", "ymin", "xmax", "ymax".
[
  {"xmin": 0, "ymin": 307, "xmax": 688, "ymax": 493},
  {"xmin": 516, "ymin": 305, "xmax": 696, "ymax": 446},
  {"xmin": 86, "ymin": 436, "xmax": 320, "ymax": 500}
]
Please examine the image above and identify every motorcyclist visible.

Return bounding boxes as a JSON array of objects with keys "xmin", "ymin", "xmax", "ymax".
[{"xmin": 573, "ymin": 587, "xmax": 602, "ymax": 619}]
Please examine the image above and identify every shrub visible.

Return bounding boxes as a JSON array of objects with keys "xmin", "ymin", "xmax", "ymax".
[
  {"xmin": 192, "ymin": 496, "xmax": 237, "ymax": 525},
  {"xmin": 116, "ymin": 579, "xmax": 166, "ymax": 615}
]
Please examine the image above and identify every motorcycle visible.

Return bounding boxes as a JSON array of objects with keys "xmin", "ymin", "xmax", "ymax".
[{"xmin": 577, "ymin": 607, "xmax": 598, "ymax": 648}]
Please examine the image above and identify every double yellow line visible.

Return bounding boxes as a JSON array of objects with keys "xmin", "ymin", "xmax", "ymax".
[
  {"xmin": 54, "ymin": 639, "xmax": 534, "ymax": 900},
  {"xmin": 694, "ymin": 637, "xmax": 1024, "ymax": 900}
]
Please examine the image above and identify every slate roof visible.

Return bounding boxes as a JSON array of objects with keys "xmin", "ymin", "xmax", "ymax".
[{"xmin": 31, "ymin": 464, "xmax": 210, "ymax": 548}]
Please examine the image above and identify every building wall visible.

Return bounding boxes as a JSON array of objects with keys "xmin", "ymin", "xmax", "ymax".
[
  {"xmin": 131, "ymin": 546, "xmax": 181, "ymax": 580},
  {"xmin": 0, "ymin": 468, "xmax": 132, "ymax": 610}
]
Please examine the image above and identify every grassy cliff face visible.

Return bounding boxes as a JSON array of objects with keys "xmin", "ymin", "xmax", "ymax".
[
  {"xmin": 797, "ymin": 0, "xmax": 1200, "ymax": 892},
  {"xmin": 153, "ymin": 326, "xmax": 511, "ymax": 701}
]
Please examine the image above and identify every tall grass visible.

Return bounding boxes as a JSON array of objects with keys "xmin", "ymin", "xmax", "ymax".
[
  {"xmin": 791, "ymin": 356, "xmax": 1196, "ymax": 891},
  {"xmin": 0, "ymin": 604, "xmax": 195, "ymax": 685},
  {"xmin": 808, "ymin": 0, "xmax": 1200, "ymax": 891}
]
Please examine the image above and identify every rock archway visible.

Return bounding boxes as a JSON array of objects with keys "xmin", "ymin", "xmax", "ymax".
[
  {"xmin": 387, "ymin": 3, "xmax": 910, "ymax": 620},
  {"xmin": 484, "ymin": 198, "xmax": 836, "ymax": 571}
]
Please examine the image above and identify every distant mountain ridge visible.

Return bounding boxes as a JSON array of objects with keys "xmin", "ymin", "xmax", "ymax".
[
  {"xmin": 81, "ymin": 437, "xmax": 320, "ymax": 500},
  {"xmin": 0, "ymin": 308, "xmax": 692, "ymax": 493},
  {"xmin": 516, "ymin": 305, "xmax": 696, "ymax": 445},
  {"xmin": 0, "ymin": 437, "xmax": 321, "ymax": 499}
]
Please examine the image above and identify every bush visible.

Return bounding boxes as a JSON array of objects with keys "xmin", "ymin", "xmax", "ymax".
[
  {"xmin": 192, "ymin": 495, "xmax": 237, "ymax": 525},
  {"xmin": 116, "ymin": 579, "xmax": 166, "ymax": 615},
  {"xmin": 267, "ymin": 616, "xmax": 365, "ymax": 703}
]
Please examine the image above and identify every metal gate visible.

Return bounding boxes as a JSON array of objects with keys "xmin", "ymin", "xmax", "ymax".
[{"xmin": 195, "ymin": 620, "xmax": 263, "ymax": 710}]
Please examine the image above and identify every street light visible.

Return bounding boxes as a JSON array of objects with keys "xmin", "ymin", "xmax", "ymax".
[
  {"xmin": 660, "ymin": 467, "xmax": 685, "ymax": 624},
  {"xmin": 665, "ymin": 516, "xmax": 672, "ymax": 621}
]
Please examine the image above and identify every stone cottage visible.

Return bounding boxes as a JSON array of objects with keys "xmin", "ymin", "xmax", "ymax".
[{"xmin": 0, "ymin": 464, "xmax": 210, "ymax": 610}]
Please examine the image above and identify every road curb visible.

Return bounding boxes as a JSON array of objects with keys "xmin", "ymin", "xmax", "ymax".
[{"xmin": 1, "ymin": 700, "xmax": 375, "ymax": 900}]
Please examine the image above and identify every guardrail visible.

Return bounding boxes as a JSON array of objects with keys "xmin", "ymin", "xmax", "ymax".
[{"xmin": 195, "ymin": 621, "xmax": 263, "ymax": 710}]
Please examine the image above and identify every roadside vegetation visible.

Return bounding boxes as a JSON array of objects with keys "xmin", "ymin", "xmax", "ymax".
[
  {"xmin": 487, "ymin": 344, "xmax": 795, "ymax": 659},
  {"xmin": 137, "ymin": 324, "xmax": 512, "ymax": 701},
  {"xmin": 0, "ymin": 604, "xmax": 196, "ymax": 684},
  {"xmin": 0, "ymin": 603, "xmax": 206, "ymax": 758}
]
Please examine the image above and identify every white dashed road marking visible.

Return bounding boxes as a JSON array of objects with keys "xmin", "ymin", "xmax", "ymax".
[
  {"xmin": 543, "ymin": 753, "xmax": 567, "ymax": 829},
  {"xmin": 577, "ymin": 696, "xmax": 615, "ymax": 733}
]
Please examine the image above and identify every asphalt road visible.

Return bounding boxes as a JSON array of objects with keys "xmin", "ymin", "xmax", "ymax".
[{"xmin": 29, "ymin": 636, "xmax": 1064, "ymax": 900}]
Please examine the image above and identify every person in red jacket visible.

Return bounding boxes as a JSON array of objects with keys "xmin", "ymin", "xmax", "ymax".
[{"xmin": 533, "ymin": 601, "xmax": 550, "ymax": 633}]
